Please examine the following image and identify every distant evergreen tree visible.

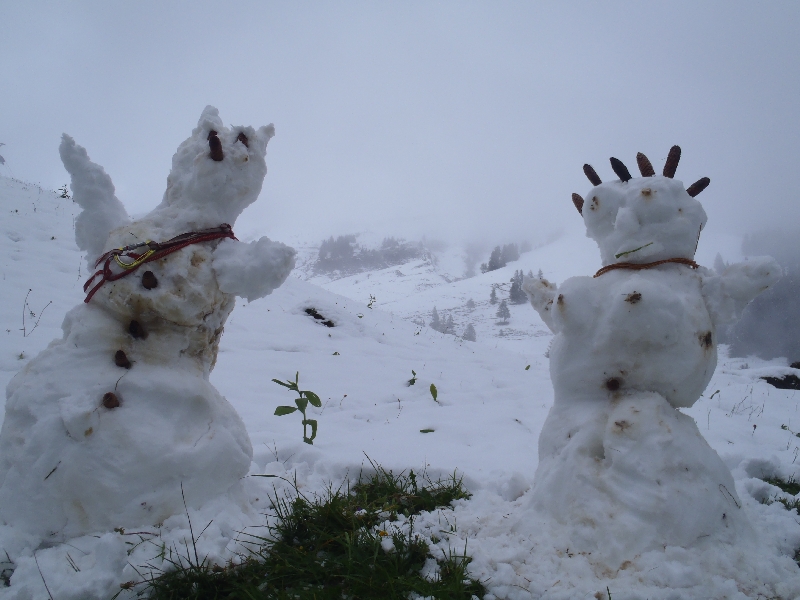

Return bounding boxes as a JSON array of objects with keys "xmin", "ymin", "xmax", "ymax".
[
  {"xmin": 462, "ymin": 323, "xmax": 477, "ymax": 342},
  {"xmin": 487, "ymin": 246, "xmax": 504, "ymax": 271},
  {"xmin": 481, "ymin": 246, "xmax": 503, "ymax": 273},
  {"xmin": 496, "ymin": 299, "xmax": 510, "ymax": 324},
  {"xmin": 480, "ymin": 243, "xmax": 520, "ymax": 273},
  {"xmin": 501, "ymin": 243, "xmax": 519, "ymax": 265},
  {"xmin": 527, "ymin": 270, "xmax": 534, "ymax": 279},
  {"xmin": 509, "ymin": 270, "xmax": 527, "ymax": 304},
  {"xmin": 429, "ymin": 306, "xmax": 442, "ymax": 332},
  {"xmin": 444, "ymin": 314, "xmax": 455, "ymax": 335},
  {"xmin": 489, "ymin": 285, "xmax": 498, "ymax": 305},
  {"xmin": 537, "ymin": 269, "xmax": 544, "ymax": 279},
  {"xmin": 465, "ymin": 298, "xmax": 476, "ymax": 310}
]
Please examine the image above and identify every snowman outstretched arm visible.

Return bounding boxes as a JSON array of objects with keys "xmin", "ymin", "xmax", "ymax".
[
  {"xmin": 700, "ymin": 256, "xmax": 782, "ymax": 328},
  {"xmin": 59, "ymin": 134, "xmax": 130, "ymax": 261},
  {"xmin": 212, "ymin": 237, "xmax": 297, "ymax": 302},
  {"xmin": 523, "ymin": 275, "xmax": 561, "ymax": 333}
]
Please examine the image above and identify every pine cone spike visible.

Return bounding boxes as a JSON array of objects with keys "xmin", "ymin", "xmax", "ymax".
[
  {"xmin": 572, "ymin": 193, "xmax": 584, "ymax": 215},
  {"xmin": 686, "ymin": 177, "xmax": 710, "ymax": 197},
  {"xmin": 663, "ymin": 145, "xmax": 681, "ymax": 178},
  {"xmin": 583, "ymin": 164, "xmax": 602, "ymax": 186},
  {"xmin": 610, "ymin": 157, "xmax": 633, "ymax": 182},
  {"xmin": 636, "ymin": 152, "xmax": 655, "ymax": 177}
]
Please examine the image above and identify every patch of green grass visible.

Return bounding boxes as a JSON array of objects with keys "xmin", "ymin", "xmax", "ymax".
[
  {"xmin": 762, "ymin": 474, "xmax": 800, "ymax": 497},
  {"xmin": 136, "ymin": 464, "xmax": 484, "ymax": 599},
  {"xmin": 762, "ymin": 495, "xmax": 800, "ymax": 513},
  {"xmin": 759, "ymin": 474, "xmax": 800, "ymax": 568}
]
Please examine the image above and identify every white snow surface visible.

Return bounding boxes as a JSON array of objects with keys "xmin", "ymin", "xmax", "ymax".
[{"xmin": 1, "ymin": 173, "xmax": 800, "ymax": 598}]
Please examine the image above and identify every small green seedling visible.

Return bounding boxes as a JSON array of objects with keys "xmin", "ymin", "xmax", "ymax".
[
  {"xmin": 615, "ymin": 242, "xmax": 653, "ymax": 259},
  {"xmin": 272, "ymin": 372, "xmax": 322, "ymax": 445},
  {"xmin": 407, "ymin": 370, "xmax": 417, "ymax": 386},
  {"xmin": 525, "ymin": 364, "xmax": 530, "ymax": 370},
  {"xmin": 781, "ymin": 424, "xmax": 800, "ymax": 439},
  {"xmin": 420, "ymin": 429, "xmax": 435, "ymax": 434},
  {"xmin": 430, "ymin": 383, "xmax": 438, "ymax": 403}
]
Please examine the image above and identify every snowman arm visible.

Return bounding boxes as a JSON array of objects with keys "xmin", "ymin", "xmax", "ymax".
[
  {"xmin": 59, "ymin": 135, "xmax": 130, "ymax": 261},
  {"xmin": 212, "ymin": 237, "xmax": 296, "ymax": 302},
  {"xmin": 523, "ymin": 276, "xmax": 560, "ymax": 333},
  {"xmin": 700, "ymin": 256, "xmax": 782, "ymax": 327}
]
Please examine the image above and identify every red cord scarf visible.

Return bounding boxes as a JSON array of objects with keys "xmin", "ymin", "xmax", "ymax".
[
  {"xmin": 594, "ymin": 257, "xmax": 699, "ymax": 278},
  {"xmin": 83, "ymin": 224, "xmax": 236, "ymax": 303}
]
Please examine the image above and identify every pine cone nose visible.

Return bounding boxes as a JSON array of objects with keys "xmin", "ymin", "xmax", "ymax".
[
  {"xmin": 141, "ymin": 271, "xmax": 158, "ymax": 290},
  {"xmin": 208, "ymin": 131, "xmax": 224, "ymax": 161},
  {"xmin": 102, "ymin": 392, "xmax": 120, "ymax": 409}
]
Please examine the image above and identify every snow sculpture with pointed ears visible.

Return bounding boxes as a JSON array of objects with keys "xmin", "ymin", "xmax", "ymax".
[
  {"xmin": 0, "ymin": 107, "xmax": 295, "ymax": 541},
  {"xmin": 523, "ymin": 148, "xmax": 781, "ymax": 568}
]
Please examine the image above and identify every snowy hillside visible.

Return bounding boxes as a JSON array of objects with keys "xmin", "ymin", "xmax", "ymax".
[{"xmin": 2, "ymin": 175, "xmax": 800, "ymax": 599}]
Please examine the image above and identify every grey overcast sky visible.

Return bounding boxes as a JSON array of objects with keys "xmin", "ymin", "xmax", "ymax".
[{"xmin": 1, "ymin": 2, "xmax": 799, "ymax": 246}]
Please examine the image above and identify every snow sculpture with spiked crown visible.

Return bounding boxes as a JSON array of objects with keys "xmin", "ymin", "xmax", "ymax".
[
  {"xmin": 0, "ymin": 107, "xmax": 296, "ymax": 542},
  {"xmin": 523, "ymin": 147, "xmax": 781, "ymax": 569}
]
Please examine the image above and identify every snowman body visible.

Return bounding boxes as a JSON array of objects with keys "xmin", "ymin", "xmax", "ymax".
[
  {"xmin": 0, "ymin": 107, "xmax": 296, "ymax": 541},
  {"xmin": 524, "ymin": 153, "xmax": 781, "ymax": 567},
  {"xmin": 548, "ymin": 265, "xmax": 715, "ymax": 408}
]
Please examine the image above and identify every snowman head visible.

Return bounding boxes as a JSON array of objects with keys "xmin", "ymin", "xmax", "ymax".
[
  {"xmin": 573, "ymin": 147, "xmax": 709, "ymax": 267},
  {"xmin": 153, "ymin": 105, "xmax": 276, "ymax": 229}
]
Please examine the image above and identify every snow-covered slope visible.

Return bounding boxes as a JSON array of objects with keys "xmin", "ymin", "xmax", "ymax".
[{"xmin": 2, "ymin": 176, "xmax": 800, "ymax": 599}]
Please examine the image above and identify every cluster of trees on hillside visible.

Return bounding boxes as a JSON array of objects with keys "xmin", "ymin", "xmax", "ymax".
[
  {"xmin": 314, "ymin": 235, "xmax": 425, "ymax": 275},
  {"xmin": 429, "ymin": 307, "xmax": 477, "ymax": 342},
  {"xmin": 508, "ymin": 270, "xmax": 527, "ymax": 304},
  {"xmin": 480, "ymin": 243, "xmax": 520, "ymax": 274},
  {"xmin": 488, "ymin": 269, "xmax": 540, "ymax": 325}
]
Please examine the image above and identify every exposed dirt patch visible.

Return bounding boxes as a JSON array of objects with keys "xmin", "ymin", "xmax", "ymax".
[
  {"xmin": 762, "ymin": 374, "xmax": 800, "ymax": 391},
  {"xmin": 625, "ymin": 291, "xmax": 642, "ymax": 304},
  {"xmin": 699, "ymin": 331, "xmax": 713, "ymax": 349},
  {"xmin": 305, "ymin": 307, "xmax": 335, "ymax": 327}
]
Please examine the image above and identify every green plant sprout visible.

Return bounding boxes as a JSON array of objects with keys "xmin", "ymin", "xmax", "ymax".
[
  {"xmin": 430, "ymin": 383, "xmax": 438, "ymax": 403},
  {"xmin": 272, "ymin": 372, "xmax": 322, "ymax": 445},
  {"xmin": 615, "ymin": 241, "xmax": 653, "ymax": 259},
  {"xmin": 407, "ymin": 370, "xmax": 417, "ymax": 386},
  {"xmin": 782, "ymin": 424, "xmax": 800, "ymax": 439}
]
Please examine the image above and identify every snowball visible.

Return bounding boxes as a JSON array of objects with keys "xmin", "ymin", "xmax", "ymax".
[
  {"xmin": 213, "ymin": 236, "xmax": 296, "ymax": 302},
  {"xmin": 531, "ymin": 392, "xmax": 752, "ymax": 569},
  {"xmin": 582, "ymin": 176, "xmax": 707, "ymax": 266}
]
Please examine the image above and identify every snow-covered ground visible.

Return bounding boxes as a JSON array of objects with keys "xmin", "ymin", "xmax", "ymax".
[{"xmin": 2, "ymin": 175, "xmax": 800, "ymax": 598}]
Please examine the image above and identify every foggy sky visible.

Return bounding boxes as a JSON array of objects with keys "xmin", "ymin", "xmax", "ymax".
[{"xmin": 2, "ymin": 1, "xmax": 799, "ymax": 247}]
